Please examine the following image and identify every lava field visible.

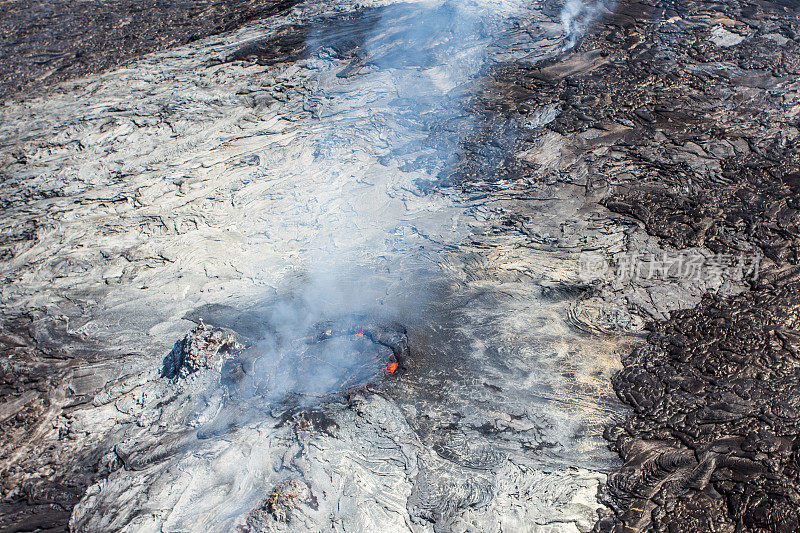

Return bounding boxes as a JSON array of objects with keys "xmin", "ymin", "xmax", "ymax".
[{"xmin": 1, "ymin": 0, "xmax": 799, "ymax": 532}]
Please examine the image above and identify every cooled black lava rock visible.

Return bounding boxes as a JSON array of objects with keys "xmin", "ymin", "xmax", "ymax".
[
  {"xmin": 0, "ymin": 0, "xmax": 304, "ymax": 102},
  {"xmin": 457, "ymin": 0, "xmax": 800, "ymax": 529},
  {"xmin": 535, "ymin": 0, "xmax": 800, "ymax": 531},
  {"xmin": 597, "ymin": 287, "xmax": 800, "ymax": 533}
]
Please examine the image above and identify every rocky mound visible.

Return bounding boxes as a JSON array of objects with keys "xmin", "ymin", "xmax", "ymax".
[{"xmin": 162, "ymin": 320, "xmax": 243, "ymax": 379}]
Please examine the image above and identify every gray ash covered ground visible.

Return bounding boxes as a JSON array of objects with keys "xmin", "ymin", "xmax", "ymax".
[
  {"xmin": 0, "ymin": 0, "xmax": 302, "ymax": 102},
  {"xmin": 1, "ymin": 2, "xmax": 618, "ymax": 530},
  {"xmin": 484, "ymin": 0, "xmax": 800, "ymax": 530}
]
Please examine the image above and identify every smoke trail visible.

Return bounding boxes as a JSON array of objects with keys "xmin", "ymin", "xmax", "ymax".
[
  {"xmin": 196, "ymin": 0, "xmax": 614, "ymax": 407},
  {"xmin": 208, "ymin": 1, "xmax": 533, "ymax": 404},
  {"xmin": 561, "ymin": 0, "xmax": 613, "ymax": 49}
]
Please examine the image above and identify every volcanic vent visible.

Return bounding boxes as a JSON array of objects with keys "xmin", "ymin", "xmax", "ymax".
[{"xmin": 167, "ymin": 315, "xmax": 409, "ymax": 402}]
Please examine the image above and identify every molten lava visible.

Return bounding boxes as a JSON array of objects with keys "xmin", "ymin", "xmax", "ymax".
[{"xmin": 386, "ymin": 361, "xmax": 398, "ymax": 374}]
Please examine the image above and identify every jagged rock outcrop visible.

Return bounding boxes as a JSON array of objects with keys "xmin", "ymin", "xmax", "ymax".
[{"xmin": 162, "ymin": 320, "xmax": 243, "ymax": 379}]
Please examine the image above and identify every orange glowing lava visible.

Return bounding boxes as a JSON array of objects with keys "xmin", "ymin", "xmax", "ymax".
[
  {"xmin": 355, "ymin": 332, "xmax": 364, "ymax": 337},
  {"xmin": 386, "ymin": 361, "xmax": 399, "ymax": 374}
]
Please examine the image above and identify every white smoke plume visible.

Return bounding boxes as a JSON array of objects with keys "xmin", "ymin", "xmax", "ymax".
[
  {"xmin": 203, "ymin": 0, "xmax": 613, "ymax": 406},
  {"xmin": 561, "ymin": 0, "xmax": 614, "ymax": 49},
  {"xmin": 212, "ymin": 0, "xmax": 531, "ymax": 404}
]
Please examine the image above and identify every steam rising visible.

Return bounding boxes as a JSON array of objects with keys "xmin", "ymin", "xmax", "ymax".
[
  {"xmin": 224, "ymin": 271, "xmax": 403, "ymax": 405},
  {"xmin": 561, "ymin": 0, "xmax": 613, "ymax": 49},
  {"xmin": 221, "ymin": 0, "xmax": 529, "ymax": 404},
  {"xmin": 179, "ymin": 1, "xmax": 617, "ymax": 521},
  {"xmin": 201, "ymin": 0, "xmax": 612, "ymax": 406}
]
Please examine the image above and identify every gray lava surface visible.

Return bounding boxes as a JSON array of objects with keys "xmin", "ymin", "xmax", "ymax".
[
  {"xmin": 1, "ymin": 0, "xmax": 799, "ymax": 532},
  {"xmin": 0, "ymin": 0, "xmax": 303, "ymax": 102}
]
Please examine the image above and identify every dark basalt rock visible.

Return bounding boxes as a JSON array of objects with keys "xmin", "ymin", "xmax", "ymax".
[
  {"xmin": 225, "ymin": 24, "xmax": 310, "ymax": 66},
  {"xmin": 597, "ymin": 287, "xmax": 800, "ymax": 532},
  {"xmin": 451, "ymin": 0, "xmax": 800, "ymax": 529},
  {"xmin": 0, "ymin": 313, "xmax": 111, "ymax": 533},
  {"xmin": 533, "ymin": 0, "xmax": 800, "ymax": 531}
]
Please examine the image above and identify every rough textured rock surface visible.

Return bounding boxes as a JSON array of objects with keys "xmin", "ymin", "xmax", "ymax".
[
  {"xmin": 510, "ymin": 0, "xmax": 800, "ymax": 531},
  {"xmin": 4, "ymin": 0, "xmax": 798, "ymax": 531},
  {"xmin": 162, "ymin": 320, "xmax": 242, "ymax": 379},
  {"xmin": 0, "ymin": 0, "xmax": 303, "ymax": 102},
  {"xmin": 0, "ymin": 1, "xmax": 632, "ymax": 530}
]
